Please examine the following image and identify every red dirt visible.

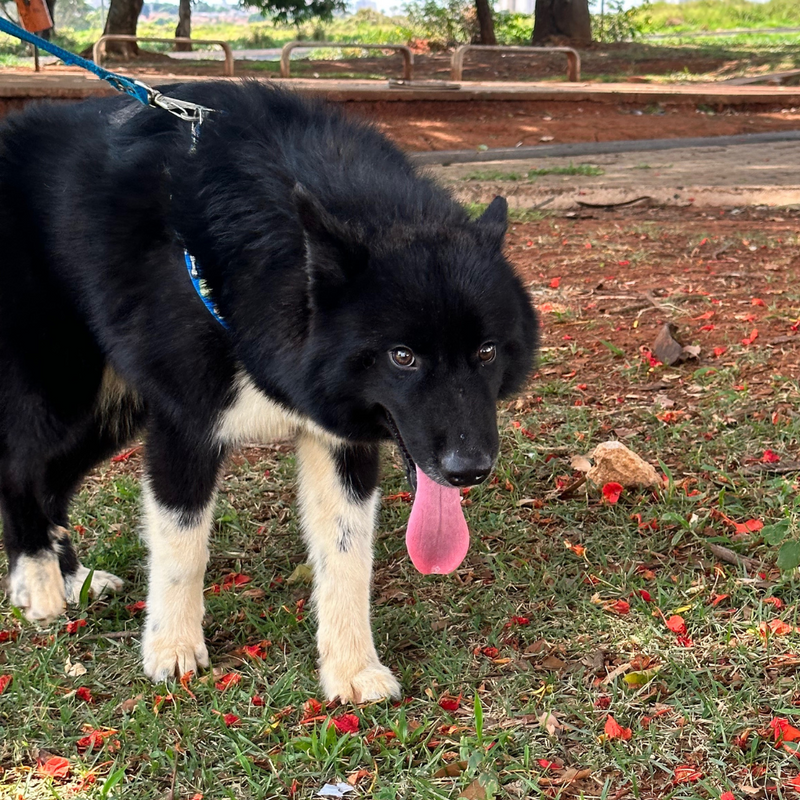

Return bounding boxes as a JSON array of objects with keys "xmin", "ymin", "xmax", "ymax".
[
  {"xmin": 504, "ymin": 206, "xmax": 800, "ymax": 407},
  {"xmin": 349, "ymin": 100, "xmax": 800, "ymax": 151}
]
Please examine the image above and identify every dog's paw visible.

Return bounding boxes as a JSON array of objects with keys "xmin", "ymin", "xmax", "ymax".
[
  {"xmin": 320, "ymin": 662, "xmax": 401, "ymax": 703},
  {"xmin": 64, "ymin": 565, "xmax": 124, "ymax": 604},
  {"xmin": 8, "ymin": 551, "xmax": 67, "ymax": 623},
  {"xmin": 142, "ymin": 629, "xmax": 209, "ymax": 682}
]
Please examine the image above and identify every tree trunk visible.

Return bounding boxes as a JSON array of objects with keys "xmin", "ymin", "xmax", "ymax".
[
  {"xmin": 474, "ymin": 0, "xmax": 496, "ymax": 45},
  {"xmin": 532, "ymin": 0, "xmax": 591, "ymax": 46},
  {"xmin": 102, "ymin": 0, "xmax": 143, "ymax": 59},
  {"xmin": 175, "ymin": 0, "xmax": 192, "ymax": 52}
]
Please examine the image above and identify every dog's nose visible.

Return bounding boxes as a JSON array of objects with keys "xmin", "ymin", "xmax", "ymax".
[{"xmin": 440, "ymin": 452, "xmax": 493, "ymax": 487}]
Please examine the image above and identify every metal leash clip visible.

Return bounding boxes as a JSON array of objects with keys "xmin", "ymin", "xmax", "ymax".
[{"xmin": 142, "ymin": 84, "xmax": 216, "ymax": 125}]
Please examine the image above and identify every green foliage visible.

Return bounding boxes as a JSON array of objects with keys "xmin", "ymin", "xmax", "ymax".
[
  {"xmin": 401, "ymin": 0, "xmax": 476, "ymax": 48},
  {"xmin": 241, "ymin": 0, "xmax": 344, "ymax": 26},
  {"xmin": 493, "ymin": 11, "xmax": 533, "ymax": 45},
  {"xmin": 592, "ymin": 0, "xmax": 653, "ymax": 43}
]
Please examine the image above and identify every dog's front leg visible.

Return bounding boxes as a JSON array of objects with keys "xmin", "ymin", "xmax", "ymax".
[
  {"xmin": 296, "ymin": 432, "xmax": 401, "ymax": 703},
  {"xmin": 140, "ymin": 426, "xmax": 223, "ymax": 682}
]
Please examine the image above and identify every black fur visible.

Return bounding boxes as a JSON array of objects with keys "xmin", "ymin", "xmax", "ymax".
[
  {"xmin": 336, "ymin": 444, "xmax": 380, "ymax": 504},
  {"xmin": 0, "ymin": 80, "xmax": 538, "ymax": 601}
]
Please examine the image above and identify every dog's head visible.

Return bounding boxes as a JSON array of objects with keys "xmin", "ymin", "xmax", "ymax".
[{"xmin": 293, "ymin": 186, "xmax": 539, "ymax": 572}]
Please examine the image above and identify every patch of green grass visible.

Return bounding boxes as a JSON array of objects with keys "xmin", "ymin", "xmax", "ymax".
[
  {"xmin": 462, "ymin": 165, "xmax": 604, "ymax": 183},
  {"xmin": 528, "ymin": 164, "xmax": 605, "ymax": 178},
  {"xmin": 463, "ymin": 170, "xmax": 524, "ymax": 182},
  {"xmin": 646, "ymin": 0, "xmax": 800, "ymax": 34}
]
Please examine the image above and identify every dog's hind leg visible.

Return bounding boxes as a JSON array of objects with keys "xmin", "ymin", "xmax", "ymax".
[
  {"xmin": 1, "ymin": 473, "xmax": 67, "ymax": 622},
  {"xmin": 42, "ymin": 438, "xmax": 129, "ymax": 605},
  {"xmin": 140, "ymin": 421, "xmax": 225, "ymax": 682},
  {"xmin": 296, "ymin": 432, "xmax": 401, "ymax": 703}
]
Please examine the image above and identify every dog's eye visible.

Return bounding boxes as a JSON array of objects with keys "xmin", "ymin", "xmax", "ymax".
[
  {"xmin": 390, "ymin": 347, "xmax": 415, "ymax": 368},
  {"xmin": 478, "ymin": 343, "xmax": 496, "ymax": 364}
]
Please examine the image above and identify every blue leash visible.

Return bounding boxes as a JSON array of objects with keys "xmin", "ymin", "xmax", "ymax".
[{"xmin": 0, "ymin": 16, "xmax": 229, "ymax": 329}]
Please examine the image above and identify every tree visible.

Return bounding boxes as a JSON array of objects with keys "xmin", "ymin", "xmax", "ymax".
[
  {"xmin": 240, "ymin": 0, "xmax": 343, "ymax": 25},
  {"xmin": 102, "ymin": 0, "xmax": 143, "ymax": 58},
  {"xmin": 474, "ymin": 0, "xmax": 496, "ymax": 45},
  {"xmin": 532, "ymin": 0, "xmax": 592, "ymax": 45},
  {"xmin": 174, "ymin": 0, "xmax": 191, "ymax": 51}
]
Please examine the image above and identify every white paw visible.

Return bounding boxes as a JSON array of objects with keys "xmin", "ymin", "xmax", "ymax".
[
  {"xmin": 64, "ymin": 564, "xmax": 124, "ymax": 604},
  {"xmin": 320, "ymin": 662, "xmax": 401, "ymax": 703},
  {"xmin": 142, "ymin": 625, "xmax": 209, "ymax": 682},
  {"xmin": 8, "ymin": 551, "xmax": 66, "ymax": 623}
]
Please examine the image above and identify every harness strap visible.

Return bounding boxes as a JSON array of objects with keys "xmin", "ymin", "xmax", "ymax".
[{"xmin": 184, "ymin": 251, "xmax": 228, "ymax": 330}]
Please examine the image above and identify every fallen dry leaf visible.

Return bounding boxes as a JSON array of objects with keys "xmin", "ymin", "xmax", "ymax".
[{"xmin": 538, "ymin": 710, "xmax": 563, "ymax": 736}]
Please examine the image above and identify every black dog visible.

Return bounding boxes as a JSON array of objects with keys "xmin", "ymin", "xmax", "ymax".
[{"xmin": 0, "ymin": 82, "xmax": 538, "ymax": 700}]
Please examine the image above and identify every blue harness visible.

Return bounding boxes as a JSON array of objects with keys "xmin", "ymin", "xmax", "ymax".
[{"xmin": 0, "ymin": 17, "xmax": 229, "ymax": 329}]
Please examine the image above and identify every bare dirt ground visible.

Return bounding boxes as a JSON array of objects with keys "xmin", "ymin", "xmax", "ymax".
[
  {"xmin": 353, "ymin": 100, "xmax": 800, "ymax": 152},
  {"xmin": 506, "ymin": 205, "xmax": 800, "ymax": 400}
]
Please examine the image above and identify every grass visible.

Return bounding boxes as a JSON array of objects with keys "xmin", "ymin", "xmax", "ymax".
[
  {"xmin": 463, "ymin": 165, "xmax": 605, "ymax": 182},
  {"xmin": 4, "ymin": 211, "xmax": 800, "ymax": 798},
  {"xmin": 644, "ymin": 0, "xmax": 800, "ymax": 34}
]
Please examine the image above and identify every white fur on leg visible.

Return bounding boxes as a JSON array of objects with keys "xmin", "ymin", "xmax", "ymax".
[
  {"xmin": 296, "ymin": 432, "xmax": 401, "ymax": 703},
  {"xmin": 8, "ymin": 550, "xmax": 66, "ymax": 622},
  {"xmin": 140, "ymin": 483, "xmax": 213, "ymax": 682},
  {"xmin": 64, "ymin": 564, "xmax": 124, "ymax": 605}
]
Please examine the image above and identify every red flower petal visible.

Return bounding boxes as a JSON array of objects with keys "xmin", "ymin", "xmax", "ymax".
[
  {"xmin": 770, "ymin": 716, "xmax": 800, "ymax": 743},
  {"xmin": 75, "ymin": 687, "xmax": 93, "ymax": 703},
  {"xmin": 0, "ymin": 675, "xmax": 12, "ymax": 695},
  {"xmin": 762, "ymin": 449, "xmax": 780, "ymax": 463},
  {"xmin": 331, "ymin": 713, "xmax": 360, "ymax": 734},
  {"xmin": 610, "ymin": 600, "xmax": 630, "ymax": 615},
  {"xmin": 222, "ymin": 713, "xmax": 240, "ymax": 727},
  {"xmin": 638, "ymin": 590, "xmax": 652, "ymax": 602},
  {"xmin": 438, "ymin": 694, "xmax": 461, "ymax": 712},
  {"xmin": 604, "ymin": 715, "xmax": 632, "ymax": 740},
  {"xmin": 38, "ymin": 756, "xmax": 71, "ymax": 779},
  {"xmin": 550, "ymin": 277, "xmax": 561, "ymax": 289},
  {"xmin": 303, "ymin": 698, "xmax": 323, "ymax": 716},
  {"xmin": 602, "ymin": 482, "xmax": 623, "ymax": 504},
  {"xmin": 65, "ymin": 619, "xmax": 87, "ymax": 635},
  {"xmin": 665, "ymin": 615, "xmax": 687, "ymax": 634},
  {"xmin": 252, "ymin": 695, "xmax": 265, "ymax": 707},
  {"xmin": 673, "ymin": 765, "xmax": 702, "ymax": 784},
  {"xmin": 214, "ymin": 673, "xmax": 241, "ymax": 692}
]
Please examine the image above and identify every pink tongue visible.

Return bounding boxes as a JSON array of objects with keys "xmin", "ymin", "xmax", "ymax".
[{"xmin": 406, "ymin": 465, "xmax": 470, "ymax": 574}]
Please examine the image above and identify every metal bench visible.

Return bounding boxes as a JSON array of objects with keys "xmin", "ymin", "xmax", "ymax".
[
  {"xmin": 450, "ymin": 45, "xmax": 580, "ymax": 82},
  {"xmin": 93, "ymin": 35, "xmax": 235, "ymax": 77},
  {"xmin": 280, "ymin": 41, "xmax": 414, "ymax": 81}
]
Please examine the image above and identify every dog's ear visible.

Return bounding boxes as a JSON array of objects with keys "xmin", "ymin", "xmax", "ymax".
[
  {"xmin": 293, "ymin": 184, "xmax": 368, "ymax": 286},
  {"xmin": 476, "ymin": 196, "xmax": 508, "ymax": 246}
]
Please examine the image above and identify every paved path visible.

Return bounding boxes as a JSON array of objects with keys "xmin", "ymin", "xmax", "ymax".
[{"xmin": 432, "ymin": 139, "xmax": 800, "ymax": 209}]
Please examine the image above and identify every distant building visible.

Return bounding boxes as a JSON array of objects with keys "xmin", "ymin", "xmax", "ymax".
[{"xmin": 496, "ymin": 0, "xmax": 534, "ymax": 13}]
